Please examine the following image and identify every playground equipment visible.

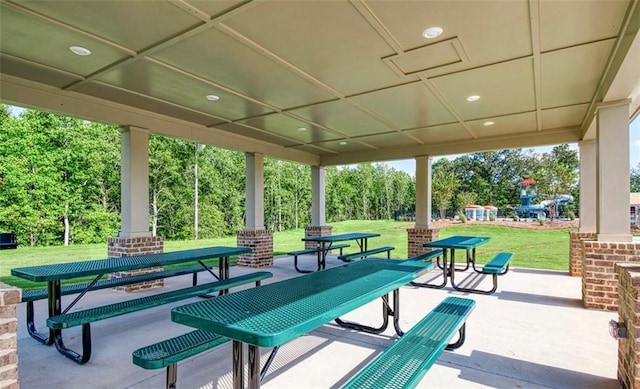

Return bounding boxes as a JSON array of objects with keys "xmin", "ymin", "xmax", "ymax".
[
  {"xmin": 464, "ymin": 205, "xmax": 498, "ymax": 221},
  {"xmin": 515, "ymin": 178, "xmax": 573, "ymax": 219}
]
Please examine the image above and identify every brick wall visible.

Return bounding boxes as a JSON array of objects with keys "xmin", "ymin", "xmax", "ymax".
[
  {"xmin": 304, "ymin": 225, "xmax": 332, "ymax": 249},
  {"xmin": 569, "ymin": 232, "xmax": 596, "ymax": 276},
  {"xmin": 107, "ymin": 236, "xmax": 164, "ymax": 293},
  {"xmin": 0, "ymin": 282, "xmax": 20, "ymax": 389},
  {"xmin": 237, "ymin": 229, "xmax": 273, "ymax": 267},
  {"xmin": 407, "ymin": 228, "xmax": 439, "ymax": 258},
  {"xmin": 615, "ymin": 263, "xmax": 640, "ymax": 389},
  {"xmin": 582, "ymin": 240, "xmax": 640, "ymax": 310}
]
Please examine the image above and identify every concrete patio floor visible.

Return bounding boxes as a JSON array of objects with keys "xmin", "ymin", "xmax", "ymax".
[{"xmin": 16, "ymin": 254, "xmax": 620, "ymax": 389}]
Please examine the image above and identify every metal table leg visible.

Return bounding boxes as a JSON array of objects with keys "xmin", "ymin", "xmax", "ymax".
[{"xmin": 233, "ymin": 341, "xmax": 244, "ymax": 389}]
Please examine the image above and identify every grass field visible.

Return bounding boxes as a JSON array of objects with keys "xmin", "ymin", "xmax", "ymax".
[{"xmin": 0, "ymin": 220, "xmax": 574, "ymax": 290}]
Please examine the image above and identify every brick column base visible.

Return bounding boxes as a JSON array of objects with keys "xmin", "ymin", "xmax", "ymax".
[
  {"xmin": 107, "ymin": 236, "xmax": 164, "ymax": 293},
  {"xmin": 615, "ymin": 263, "xmax": 640, "ymax": 389},
  {"xmin": 0, "ymin": 282, "xmax": 20, "ymax": 388},
  {"xmin": 304, "ymin": 225, "xmax": 333, "ymax": 249},
  {"xmin": 237, "ymin": 229, "xmax": 273, "ymax": 267},
  {"xmin": 569, "ymin": 231, "xmax": 596, "ymax": 276},
  {"xmin": 582, "ymin": 240, "xmax": 640, "ymax": 311},
  {"xmin": 407, "ymin": 228, "xmax": 439, "ymax": 258}
]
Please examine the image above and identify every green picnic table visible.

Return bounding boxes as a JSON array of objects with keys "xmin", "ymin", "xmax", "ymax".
[
  {"xmin": 11, "ymin": 246, "xmax": 251, "ymax": 362},
  {"xmin": 301, "ymin": 232, "xmax": 381, "ymax": 270},
  {"xmin": 172, "ymin": 258, "xmax": 431, "ymax": 389}
]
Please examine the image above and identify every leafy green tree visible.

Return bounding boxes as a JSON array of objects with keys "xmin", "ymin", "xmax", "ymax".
[
  {"xmin": 535, "ymin": 145, "xmax": 578, "ymax": 219},
  {"xmin": 456, "ymin": 191, "xmax": 478, "ymax": 212},
  {"xmin": 432, "ymin": 169, "xmax": 459, "ymax": 219}
]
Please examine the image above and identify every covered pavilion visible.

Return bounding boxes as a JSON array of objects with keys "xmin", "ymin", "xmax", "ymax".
[{"xmin": 1, "ymin": 1, "xmax": 640, "ymax": 387}]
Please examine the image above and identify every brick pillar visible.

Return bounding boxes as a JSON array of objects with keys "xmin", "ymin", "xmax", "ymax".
[
  {"xmin": 237, "ymin": 229, "xmax": 273, "ymax": 267},
  {"xmin": 107, "ymin": 236, "xmax": 164, "ymax": 293},
  {"xmin": 569, "ymin": 232, "xmax": 597, "ymax": 276},
  {"xmin": 0, "ymin": 282, "xmax": 20, "ymax": 389},
  {"xmin": 407, "ymin": 228, "xmax": 439, "ymax": 258},
  {"xmin": 582, "ymin": 240, "xmax": 640, "ymax": 310},
  {"xmin": 304, "ymin": 225, "xmax": 333, "ymax": 250},
  {"xmin": 615, "ymin": 263, "xmax": 640, "ymax": 389}
]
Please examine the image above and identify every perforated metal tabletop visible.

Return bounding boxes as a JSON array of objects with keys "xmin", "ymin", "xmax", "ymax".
[
  {"xmin": 171, "ymin": 259, "xmax": 430, "ymax": 348},
  {"xmin": 11, "ymin": 246, "xmax": 250, "ymax": 281}
]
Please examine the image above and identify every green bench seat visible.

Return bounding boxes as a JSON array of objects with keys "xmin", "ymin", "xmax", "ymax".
[
  {"xmin": 288, "ymin": 243, "xmax": 349, "ymax": 273},
  {"xmin": 342, "ymin": 296, "xmax": 475, "ymax": 389},
  {"xmin": 23, "ymin": 264, "xmax": 216, "ymax": 342},
  {"xmin": 481, "ymin": 252, "xmax": 512, "ymax": 274},
  {"xmin": 405, "ymin": 249, "xmax": 443, "ymax": 264},
  {"xmin": 47, "ymin": 271, "xmax": 272, "ymax": 364},
  {"xmin": 133, "ymin": 330, "xmax": 230, "ymax": 389},
  {"xmin": 401, "ymin": 249, "xmax": 444, "ymax": 288},
  {"xmin": 462, "ymin": 252, "xmax": 512, "ymax": 295},
  {"xmin": 338, "ymin": 246, "xmax": 394, "ymax": 262}
]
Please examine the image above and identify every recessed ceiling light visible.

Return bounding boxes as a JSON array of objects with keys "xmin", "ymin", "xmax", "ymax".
[
  {"xmin": 422, "ymin": 27, "xmax": 443, "ymax": 39},
  {"xmin": 339, "ymin": 141, "xmax": 347, "ymax": 146},
  {"xmin": 205, "ymin": 94, "xmax": 220, "ymax": 101},
  {"xmin": 466, "ymin": 95, "xmax": 481, "ymax": 102},
  {"xmin": 297, "ymin": 127, "xmax": 307, "ymax": 132},
  {"xmin": 69, "ymin": 46, "xmax": 91, "ymax": 56},
  {"xmin": 483, "ymin": 121, "xmax": 494, "ymax": 126}
]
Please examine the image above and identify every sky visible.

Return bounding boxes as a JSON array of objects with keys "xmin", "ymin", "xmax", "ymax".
[{"xmin": 382, "ymin": 115, "xmax": 640, "ymax": 177}]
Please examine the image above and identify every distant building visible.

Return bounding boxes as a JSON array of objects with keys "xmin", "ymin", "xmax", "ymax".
[{"xmin": 632, "ymin": 193, "xmax": 640, "ymax": 226}]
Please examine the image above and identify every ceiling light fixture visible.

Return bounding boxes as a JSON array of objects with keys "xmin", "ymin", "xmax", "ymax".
[
  {"xmin": 339, "ymin": 141, "xmax": 347, "ymax": 145},
  {"xmin": 205, "ymin": 94, "xmax": 220, "ymax": 101},
  {"xmin": 483, "ymin": 121, "xmax": 494, "ymax": 126},
  {"xmin": 422, "ymin": 27, "xmax": 443, "ymax": 39},
  {"xmin": 466, "ymin": 95, "xmax": 481, "ymax": 102},
  {"xmin": 69, "ymin": 46, "xmax": 91, "ymax": 56},
  {"xmin": 297, "ymin": 127, "xmax": 307, "ymax": 132}
]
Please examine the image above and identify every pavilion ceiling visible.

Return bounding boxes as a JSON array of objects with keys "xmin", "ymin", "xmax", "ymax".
[{"xmin": 1, "ymin": 0, "xmax": 639, "ymax": 166}]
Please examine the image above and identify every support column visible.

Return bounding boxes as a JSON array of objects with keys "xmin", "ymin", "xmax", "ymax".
[
  {"xmin": 311, "ymin": 166, "xmax": 326, "ymax": 226},
  {"xmin": 305, "ymin": 166, "xmax": 332, "ymax": 248},
  {"xmin": 582, "ymin": 99, "xmax": 636, "ymax": 309},
  {"xmin": 0, "ymin": 282, "xmax": 20, "ymax": 388},
  {"xmin": 408, "ymin": 156, "xmax": 438, "ymax": 257},
  {"xmin": 596, "ymin": 100, "xmax": 632, "ymax": 242},
  {"xmin": 570, "ymin": 141, "xmax": 597, "ymax": 276},
  {"xmin": 108, "ymin": 126, "xmax": 164, "ymax": 293},
  {"xmin": 237, "ymin": 153, "xmax": 273, "ymax": 267}
]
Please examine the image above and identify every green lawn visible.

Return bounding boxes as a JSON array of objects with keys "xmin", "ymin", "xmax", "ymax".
[{"xmin": 0, "ymin": 220, "xmax": 574, "ymax": 290}]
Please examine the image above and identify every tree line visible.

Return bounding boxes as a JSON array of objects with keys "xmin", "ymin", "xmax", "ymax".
[{"xmin": 2, "ymin": 106, "xmax": 638, "ymax": 247}]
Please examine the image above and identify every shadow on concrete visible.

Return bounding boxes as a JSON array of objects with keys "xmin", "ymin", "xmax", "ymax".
[
  {"xmin": 445, "ymin": 349, "xmax": 619, "ymax": 389},
  {"xmin": 511, "ymin": 267, "xmax": 571, "ymax": 277},
  {"xmin": 495, "ymin": 290, "xmax": 584, "ymax": 308}
]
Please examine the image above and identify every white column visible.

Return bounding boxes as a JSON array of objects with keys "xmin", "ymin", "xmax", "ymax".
[
  {"xmin": 245, "ymin": 152, "xmax": 264, "ymax": 231},
  {"xmin": 596, "ymin": 99, "xmax": 632, "ymax": 242},
  {"xmin": 311, "ymin": 166, "xmax": 326, "ymax": 226},
  {"xmin": 415, "ymin": 156, "xmax": 433, "ymax": 229},
  {"xmin": 579, "ymin": 140, "xmax": 597, "ymax": 232},
  {"xmin": 120, "ymin": 126, "xmax": 151, "ymax": 238}
]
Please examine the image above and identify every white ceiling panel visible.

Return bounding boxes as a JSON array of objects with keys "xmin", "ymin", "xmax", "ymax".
[
  {"xmin": 350, "ymin": 82, "xmax": 457, "ymax": 129},
  {"xmin": 221, "ymin": 1, "xmax": 402, "ymax": 95},
  {"xmin": 151, "ymin": 29, "xmax": 336, "ymax": 110},
  {"xmin": 541, "ymin": 39, "xmax": 615, "ymax": 109},
  {"xmin": 539, "ymin": 0, "xmax": 629, "ymax": 52},
  {"xmin": 97, "ymin": 59, "xmax": 274, "ymax": 121},
  {"xmin": 431, "ymin": 58, "xmax": 536, "ymax": 120}
]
